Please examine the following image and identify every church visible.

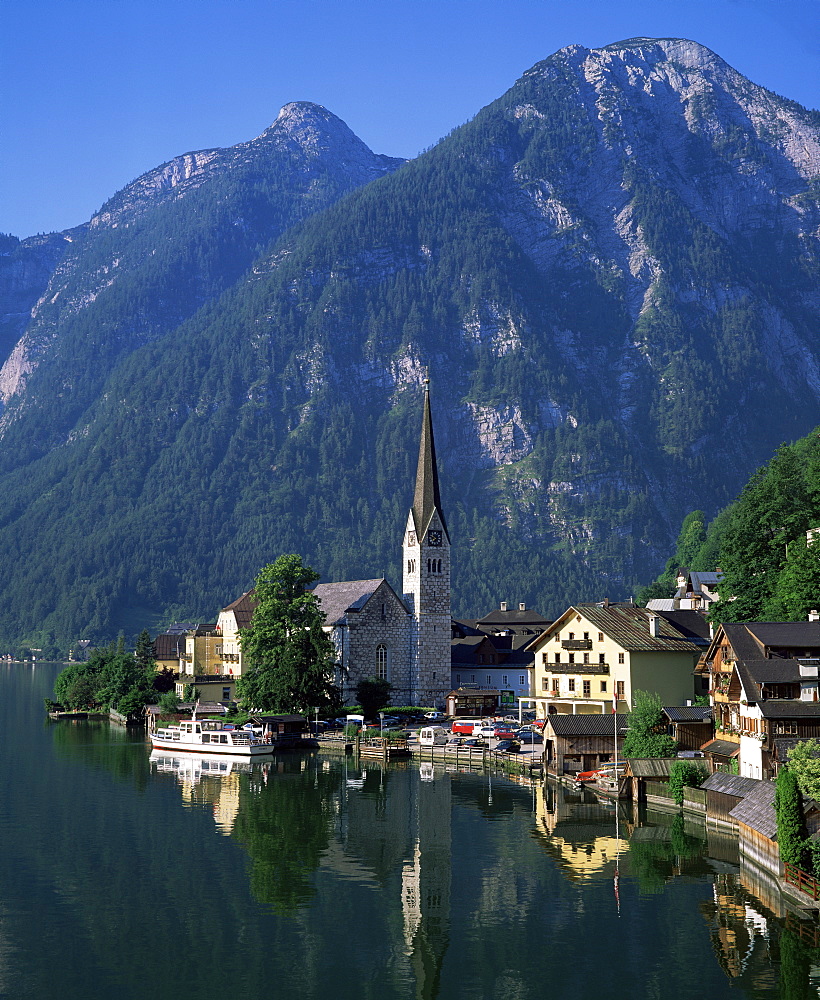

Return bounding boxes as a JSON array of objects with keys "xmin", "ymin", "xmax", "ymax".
[{"xmin": 312, "ymin": 381, "xmax": 452, "ymax": 708}]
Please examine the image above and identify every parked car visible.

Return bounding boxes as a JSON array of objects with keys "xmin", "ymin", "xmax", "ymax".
[
  {"xmin": 493, "ymin": 726, "xmax": 518, "ymax": 739},
  {"xmin": 451, "ymin": 718, "xmax": 483, "ymax": 735},
  {"xmin": 517, "ymin": 732, "xmax": 543, "ymax": 744},
  {"xmin": 477, "ymin": 726, "xmax": 498, "ymax": 741},
  {"xmin": 676, "ymin": 750, "xmax": 705, "ymax": 758},
  {"xmin": 494, "ymin": 739, "xmax": 521, "ymax": 754},
  {"xmin": 424, "ymin": 711, "xmax": 446, "ymax": 721},
  {"xmin": 379, "ymin": 715, "xmax": 401, "ymax": 726},
  {"xmin": 459, "ymin": 738, "xmax": 484, "ymax": 748}
]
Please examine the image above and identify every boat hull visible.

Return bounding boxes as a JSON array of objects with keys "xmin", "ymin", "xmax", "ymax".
[{"xmin": 151, "ymin": 734, "xmax": 275, "ymax": 756}]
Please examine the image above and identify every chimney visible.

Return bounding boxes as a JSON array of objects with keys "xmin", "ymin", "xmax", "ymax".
[
  {"xmin": 604, "ymin": 597, "xmax": 610, "ymax": 608},
  {"xmin": 810, "ymin": 610, "xmax": 820, "ymax": 622},
  {"xmin": 648, "ymin": 614, "xmax": 659, "ymax": 637},
  {"xmin": 519, "ymin": 602, "xmax": 526, "ymax": 612},
  {"xmin": 500, "ymin": 601, "xmax": 507, "ymax": 612},
  {"xmin": 709, "ymin": 621, "xmax": 715, "ymax": 639}
]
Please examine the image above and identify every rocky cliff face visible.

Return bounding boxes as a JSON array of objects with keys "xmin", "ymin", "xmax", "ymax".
[
  {"xmin": 1, "ymin": 40, "xmax": 820, "ymax": 650},
  {"xmin": 0, "ymin": 103, "xmax": 405, "ymax": 413}
]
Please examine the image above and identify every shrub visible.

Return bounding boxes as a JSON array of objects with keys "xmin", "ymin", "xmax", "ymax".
[{"xmin": 668, "ymin": 760, "xmax": 708, "ymax": 806}]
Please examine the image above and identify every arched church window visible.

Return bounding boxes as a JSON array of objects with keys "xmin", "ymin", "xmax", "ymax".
[
  {"xmin": 437, "ymin": 559, "xmax": 442, "ymax": 573},
  {"xmin": 376, "ymin": 644, "xmax": 388, "ymax": 680},
  {"xmin": 427, "ymin": 558, "xmax": 431, "ymax": 573}
]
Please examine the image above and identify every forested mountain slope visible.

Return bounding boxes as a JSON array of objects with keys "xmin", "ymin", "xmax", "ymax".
[{"xmin": 3, "ymin": 38, "xmax": 820, "ymax": 654}]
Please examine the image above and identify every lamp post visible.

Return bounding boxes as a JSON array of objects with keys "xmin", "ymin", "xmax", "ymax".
[{"xmin": 379, "ymin": 711, "xmax": 384, "ymax": 740}]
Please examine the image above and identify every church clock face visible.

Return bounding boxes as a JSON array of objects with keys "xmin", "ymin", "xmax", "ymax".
[{"xmin": 427, "ymin": 529, "xmax": 443, "ymax": 547}]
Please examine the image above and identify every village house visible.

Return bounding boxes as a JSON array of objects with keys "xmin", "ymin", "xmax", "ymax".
[
  {"xmin": 449, "ymin": 601, "xmax": 548, "ymax": 711},
  {"xmin": 647, "ymin": 569, "xmax": 723, "ymax": 612},
  {"xmin": 698, "ymin": 621, "xmax": 820, "ymax": 779},
  {"xmin": 529, "ymin": 601, "xmax": 704, "ymax": 717}
]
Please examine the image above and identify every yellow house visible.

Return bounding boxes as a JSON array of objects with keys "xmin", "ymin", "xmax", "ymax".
[
  {"xmin": 175, "ymin": 623, "xmax": 236, "ymax": 703},
  {"xmin": 528, "ymin": 602, "xmax": 701, "ymax": 716}
]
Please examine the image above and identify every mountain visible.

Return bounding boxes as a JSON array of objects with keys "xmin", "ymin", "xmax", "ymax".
[
  {"xmin": 0, "ymin": 102, "xmax": 405, "ymax": 456},
  {"xmin": 2, "ymin": 39, "xmax": 820, "ymax": 654}
]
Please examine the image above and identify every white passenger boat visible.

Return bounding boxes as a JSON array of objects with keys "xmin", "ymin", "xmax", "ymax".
[{"xmin": 152, "ymin": 718, "xmax": 278, "ymax": 756}]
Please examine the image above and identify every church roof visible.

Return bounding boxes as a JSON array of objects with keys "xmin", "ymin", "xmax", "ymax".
[
  {"xmin": 412, "ymin": 384, "xmax": 448, "ymax": 538},
  {"xmin": 312, "ymin": 579, "xmax": 391, "ymax": 626}
]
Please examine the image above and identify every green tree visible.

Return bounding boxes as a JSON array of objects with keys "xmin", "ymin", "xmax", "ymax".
[
  {"xmin": 356, "ymin": 676, "xmax": 393, "ymax": 718},
  {"xmin": 786, "ymin": 739, "xmax": 820, "ymax": 800},
  {"xmin": 775, "ymin": 767, "xmax": 807, "ymax": 868},
  {"xmin": 766, "ymin": 535, "xmax": 820, "ymax": 621},
  {"xmin": 621, "ymin": 690, "xmax": 678, "ymax": 758},
  {"xmin": 135, "ymin": 628, "xmax": 156, "ymax": 670},
  {"xmin": 236, "ymin": 555, "xmax": 339, "ymax": 713},
  {"xmin": 668, "ymin": 759, "xmax": 708, "ymax": 806}
]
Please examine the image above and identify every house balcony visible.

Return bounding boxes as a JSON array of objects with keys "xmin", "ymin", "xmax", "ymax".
[
  {"xmin": 545, "ymin": 662, "xmax": 610, "ymax": 675},
  {"xmin": 562, "ymin": 639, "xmax": 592, "ymax": 650}
]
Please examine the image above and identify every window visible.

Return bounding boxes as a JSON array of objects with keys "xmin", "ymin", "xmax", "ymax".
[
  {"xmin": 519, "ymin": 675, "xmax": 525, "ymax": 686},
  {"xmin": 600, "ymin": 681, "xmax": 607, "ymax": 693},
  {"xmin": 502, "ymin": 675, "xmax": 508, "ymax": 686},
  {"xmin": 222, "ymin": 687, "xmax": 230, "ymax": 700},
  {"xmin": 486, "ymin": 675, "xmax": 492, "ymax": 686},
  {"xmin": 456, "ymin": 673, "xmax": 461, "ymax": 684},
  {"xmin": 376, "ymin": 644, "xmax": 387, "ymax": 680},
  {"xmin": 568, "ymin": 678, "xmax": 576, "ymax": 692},
  {"xmin": 568, "ymin": 653, "xmax": 575, "ymax": 664},
  {"xmin": 617, "ymin": 681, "xmax": 624, "ymax": 699},
  {"xmin": 542, "ymin": 678, "xmax": 549, "ymax": 691},
  {"xmin": 568, "ymin": 632, "xmax": 575, "ymax": 640},
  {"xmin": 583, "ymin": 652, "xmax": 589, "ymax": 664},
  {"xmin": 554, "ymin": 633, "xmax": 561, "ymax": 643},
  {"xmin": 583, "ymin": 680, "xmax": 591, "ymax": 697},
  {"xmin": 471, "ymin": 674, "xmax": 475, "ymax": 683},
  {"xmin": 555, "ymin": 653, "xmax": 561, "ymax": 663},
  {"xmin": 583, "ymin": 632, "xmax": 589, "ymax": 641},
  {"xmin": 598, "ymin": 633, "xmax": 604, "ymax": 642},
  {"xmin": 552, "ymin": 678, "xmax": 560, "ymax": 694},
  {"xmin": 618, "ymin": 653, "xmax": 625, "ymax": 664},
  {"xmin": 599, "ymin": 654, "xmax": 605, "ymax": 664},
  {"xmin": 542, "ymin": 653, "xmax": 547, "ymax": 665}
]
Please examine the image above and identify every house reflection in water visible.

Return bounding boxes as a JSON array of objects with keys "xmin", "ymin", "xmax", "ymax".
[{"xmin": 533, "ymin": 781, "xmax": 632, "ymax": 880}]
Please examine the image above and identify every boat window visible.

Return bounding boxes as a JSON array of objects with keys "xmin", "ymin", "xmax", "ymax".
[
  {"xmin": 221, "ymin": 734, "xmax": 228, "ymax": 744},
  {"xmin": 202, "ymin": 733, "xmax": 210, "ymax": 743}
]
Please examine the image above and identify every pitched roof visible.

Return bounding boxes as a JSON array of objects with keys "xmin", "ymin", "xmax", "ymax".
[
  {"xmin": 729, "ymin": 781, "xmax": 777, "ymax": 838},
  {"xmin": 701, "ymin": 772, "xmax": 760, "ymax": 797},
  {"xmin": 626, "ymin": 757, "xmax": 676, "ymax": 777},
  {"xmin": 546, "ymin": 714, "xmax": 629, "ymax": 737},
  {"xmin": 153, "ymin": 634, "xmax": 186, "ymax": 659},
  {"xmin": 646, "ymin": 599, "xmax": 676, "ymax": 611},
  {"xmin": 758, "ymin": 700, "xmax": 820, "ymax": 719},
  {"xmin": 221, "ymin": 590, "xmax": 257, "ymax": 629},
  {"xmin": 412, "ymin": 385, "xmax": 448, "ymax": 538},
  {"xmin": 569, "ymin": 604, "xmax": 702, "ymax": 652},
  {"xmin": 663, "ymin": 705, "xmax": 712, "ymax": 723},
  {"xmin": 745, "ymin": 622, "xmax": 820, "ymax": 650},
  {"xmin": 311, "ymin": 579, "xmax": 393, "ymax": 626},
  {"xmin": 655, "ymin": 610, "xmax": 712, "ymax": 642},
  {"xmin": 476, "ymin": 606, "xmax": 551, "ymax": 630},
  {"xmin": 701, "ymin": 738, "xmax": 741, "ymax": 758}
]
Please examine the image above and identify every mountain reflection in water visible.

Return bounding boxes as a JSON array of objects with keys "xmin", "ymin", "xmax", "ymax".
[{"xmin": 2, "ymin": 663, "xmax": 819, "ymax": 1000}]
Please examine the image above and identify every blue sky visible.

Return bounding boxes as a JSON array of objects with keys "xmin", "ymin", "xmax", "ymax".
[{"xmin": 4, "ymin": 0, "xmax": 820, "ymax": 238}]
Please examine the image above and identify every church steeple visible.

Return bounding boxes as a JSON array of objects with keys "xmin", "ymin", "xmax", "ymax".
[
  {"xmin": 402, "ymin": 380, "xmax": 450, "ymax": 709},
  {"xmin": 412, "ymin": 380, "xmax": 448, "ymax": 539}
]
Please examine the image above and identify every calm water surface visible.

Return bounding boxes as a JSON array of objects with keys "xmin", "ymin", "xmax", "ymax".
[{"xmin": 1, "ymin": 663, "xmax": 814, "ymax": 999}]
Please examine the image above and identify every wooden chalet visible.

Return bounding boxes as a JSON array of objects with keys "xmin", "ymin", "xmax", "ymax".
[
  {"xmin": 542, "ymin": 713, "xmax": 628, "ymax": 776},
  {"xmin": 662, "ymin": 704, "xmax": 713, "ymax": 750}
]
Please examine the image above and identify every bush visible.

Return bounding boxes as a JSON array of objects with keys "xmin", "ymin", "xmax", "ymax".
[{"xmin": 668, "ymin": 760, "xmax": 708, "ymax": 806}]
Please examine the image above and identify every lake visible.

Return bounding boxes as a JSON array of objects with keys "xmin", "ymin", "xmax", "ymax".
[{"xmin": 1, "ymin": 662, "xmax": 815, "ymax": 999}]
